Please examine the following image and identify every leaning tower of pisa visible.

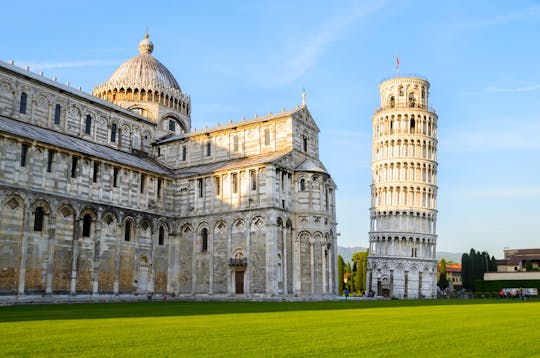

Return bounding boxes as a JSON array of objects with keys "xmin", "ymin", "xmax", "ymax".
[{"xmin": 366, "ymin": 75, "xmax": 438, "ymax": 299}]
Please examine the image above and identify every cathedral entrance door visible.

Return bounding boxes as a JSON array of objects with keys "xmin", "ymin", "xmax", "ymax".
[{"xmin": 235, "ymin": 270, "xmax": 245, "ymax": 294}]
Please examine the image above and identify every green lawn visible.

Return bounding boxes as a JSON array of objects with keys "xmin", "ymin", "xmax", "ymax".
[{"xmin": 0, "ymin": 299, "xmax": 538, "ymax": 357}]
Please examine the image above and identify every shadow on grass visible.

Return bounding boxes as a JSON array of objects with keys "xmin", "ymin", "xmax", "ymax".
[{"xmin": 0, "ymin": 298, "xmax": 534, "ymax": 323}]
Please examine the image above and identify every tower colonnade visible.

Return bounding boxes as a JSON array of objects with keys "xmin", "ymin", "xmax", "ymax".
[{"xmin": 367, "ymin": 76, "xmax": 438, "ymax": 299}]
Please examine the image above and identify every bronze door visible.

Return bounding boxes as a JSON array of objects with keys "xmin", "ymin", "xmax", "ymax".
[{"xmin": 235, "ymin": 270, "xmax": 244, "ymax": 294}]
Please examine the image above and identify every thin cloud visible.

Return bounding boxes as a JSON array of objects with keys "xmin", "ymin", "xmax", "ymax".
[
  {"xmin": 227, "ymin": 1, "xmax": 386, "ymax": 87},
  {"xmin": 441, "ymin": 127, "xmax": 540, "ymax": 152},
  {"xmin": 18, "ymin": 59, "xmax": 122, "ymax": 71},
  {"xmin": 285, "ymin": 1, "xmax": 386, "ymax": 80},
  {"xmin": 485, "ymin": 84, "xmax": 540, "ymax": 93},
  {"xmin": 465, "ymin": 186, "xmax": 540, "ymax": 199},
  {"xmin": 443, "ymin": 5, "xmax": 540, "ymax": 29}
]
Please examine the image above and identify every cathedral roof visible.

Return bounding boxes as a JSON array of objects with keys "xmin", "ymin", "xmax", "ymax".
[
  {"xmin": 0, "ymin": 116, "xmax": 171, "ymax": 175},
  {"xmin": 296, "ymin": 159, "xmax": 329, "ymax": 174},
  {"xmin": 93, "ymin": 34, "xmax": 181, "ymax": 94},
  {"xmin": 173, "ymin": 151, "xmax": 291, "ymax": 178}
]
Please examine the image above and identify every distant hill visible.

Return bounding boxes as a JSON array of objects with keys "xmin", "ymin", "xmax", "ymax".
[
  {"xmin": 337, "ymin": 246, "xmax": 367, "ymax": 263},
  {"xmin": 338, "ymin": 246, "xmax": 463, "ymax": 264},
  {"xmin": 436, "ymin": 251, "xmax": 463, "ymax": 263}
]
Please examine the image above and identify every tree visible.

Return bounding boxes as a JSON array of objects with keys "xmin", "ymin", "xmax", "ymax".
[
  {"xmin": 526, "ymin": 261, "xmax": 533, "ymax": 271},
  {"xmin": 489, "ymin": 255, "xmax": 498, "ymax": 272},
  {"xmin": 345, "ymin": 262, "xmax": 353, "ymax": 292},
  {"xmin": 461, "ymin": 253, "xmax": 471, "ymax": 290},
  {"xmin": 438, "ymin": 259, "xmax": 449, "ymax": 290},
  {"xmin": 337, "ymin": 255, "xmax": 345, "ymax": 295},
  {"xmin": 352, "ymin": 251, "xmax": 368, "ymax": 294}
]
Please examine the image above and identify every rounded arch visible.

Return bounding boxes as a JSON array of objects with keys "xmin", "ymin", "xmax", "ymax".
[{"xmin": 30, "ymin": 198, "xmax": 51, "ymax": 213}]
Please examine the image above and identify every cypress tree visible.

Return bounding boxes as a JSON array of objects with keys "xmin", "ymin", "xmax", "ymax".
[
  {"xmin": 337, "ymin": 255, "xmax": 345, "ymax": 295},
  {"xmin": 461, "ymin": 253, "xmax": 470, "ymax": 290}
]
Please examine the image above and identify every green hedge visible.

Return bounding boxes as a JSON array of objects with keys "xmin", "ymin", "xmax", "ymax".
[{"xmin": 475, "ymin": 280, "xmax": 540, "ymax": 293}]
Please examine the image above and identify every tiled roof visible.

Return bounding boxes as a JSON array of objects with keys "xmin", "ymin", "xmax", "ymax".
[
  {"xmin": 0, "ymin": 116, "xmax": 171, "ymax": 175},
  {"xmin": 173, "ymin": 151, "xmax": 291, "ymax": 178},
  {"xmin": 296, "ymin": 159, "xmax": 329, "ymax": 174}
]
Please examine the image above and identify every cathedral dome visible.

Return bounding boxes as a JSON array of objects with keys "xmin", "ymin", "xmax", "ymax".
[
  {"xmin": 101, "ymin": 34, "xmax": 181, "ymax": 92},
  {"xmin": 93, "ymin": 34, "xmax": 191, "ymax": 125}
]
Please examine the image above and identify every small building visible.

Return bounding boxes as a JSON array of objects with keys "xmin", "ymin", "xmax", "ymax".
[{"xmin": 496, "ymin": 248, "xmax": 540, "ymax": 272}]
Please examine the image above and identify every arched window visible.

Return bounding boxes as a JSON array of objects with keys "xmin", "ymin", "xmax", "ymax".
[
  {"xmin": 410, "ymin": 118, "xmax": 415, "ymax": 134},
  {"xmin": 159, "ymin": 226, "xmax": 165, "ymax": 246},
  {"xmin": 54, "ymin": 104, "xmax": 61, "ymax": 124},
  {"xmin": 408, "ymin": 93, "xmax": 416, "ymax": 107},
  {"xmin": 82, "ymin": 214, "xmax": 92, "ymax": 237},
  {"xmin": 300, "ymin": 178, "xmax": 305, "ymax": 191},
  {"xmin": 233, "ymin": 135, "xmax": 239, "ymax": 152},
  {"xmin": 399, "ymin": 86, "xmax": 404, "ymax": 96},
  {"xmin": 182, "ymin": 145, "xmax": 187, "ymax": 161},
  {"xmin": 264, "ymin": 128, "xmax": 270, "ymax": 146},
  {"xmin": 111, "ymin": 123, "xmax": 117, "ymax": 143},
  {"xmin": 168, "ymin": 119, "xmax": 176, "ymax": 132},
  {"xmin": 19, "ymin": 92, "xmax": 27, "ymax": 114},
  {"xmin": 201, "ymin": 228, "xmax": 208, "ymax": 251},
  {"xmin": 124, "ymin": 220, "xmax": 132, "ymax": 241},
  {"xmin": 33, "ymin": 206, "xmax": 44, "ymax": 232},
  {"xmin": 421, "ymin": 87, "xmax": 426, "ymax": 100},
  {"xmin": 303, "ymin": 137, "xmax": 308, "ymax": 152},
  {"xmin": 206, "ymin": 141, "xmax": 211, "ymax": 157},
  {"xmin": 85, "ymin": 115, "xmax": 92, "ymax": 135},
  {"xmin": 389, "ymin": 96, "xmax": 395, "ymax": 108}
]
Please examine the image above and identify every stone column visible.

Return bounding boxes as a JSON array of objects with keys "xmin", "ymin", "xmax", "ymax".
[
  {"xmin": 293, "ymin": 237, "xmax": 301, "ymax": 294},
  {"xmin": 282, "ymin": 224, "xmax": 288, "ymax": 295},
  {"xmin": 17, "ymin": 207, "xmax": 30, "ymax": 295},
  {"xmin": 45, "ymin": 212, "xmax": 56, "ymax": 294},
  {"xmin": 92, "ymin": 217, "xmax": 101, "ymax": 295},
  {"xmin": 310, "ymin": 238, "xmax": 315, "ymax": 296},
  {"xmin": 209, "ymin": 222, "xmax": 214, "ymax": 295},
  {"xmin": 70, "ymin": 217, "xmax": 81, "ymax": 295}
]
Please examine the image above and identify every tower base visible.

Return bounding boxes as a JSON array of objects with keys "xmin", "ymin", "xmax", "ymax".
[{"xmin": 366, "ymin": 257, "xmax": 437, "ymax": 299}]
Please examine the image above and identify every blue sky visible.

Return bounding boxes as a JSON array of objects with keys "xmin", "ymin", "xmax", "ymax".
[{"xmin": 3, "ymin": 1, "xmax": 540, "ymax": 257}]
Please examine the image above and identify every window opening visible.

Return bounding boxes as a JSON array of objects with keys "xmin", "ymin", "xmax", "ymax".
[
  {"xmin": 33, "ymin": 207, "xmax": 44, "ymax": 232},
  {"xmin": 54, "ymin": 104, "xmax": 61, "ymax": 124},
  {"xmin": 124, "ymin": 220, "xmax": 132, "ymax": 241},
  {"xmin": 85, "ymin": 115, "xmax": 92, "ymax": 135},
  {"xmin": 93, "ymin": 162, "xmax": 99, "ymax": 183},
  {"xmin": 19, "ymin": 92, "xmax": 27, "ymax": 114},
  {"xmin": 232, "ymin": 173, "xmax": 238, "ymax": 193},
  {"xmin": 71, "ymin": 156, "xmax": 78, "ymax": 178},
  {"xmin": 113, "ymin": 167, "xmax": 119, "ymax": 187},
  {"xmin": 82, "ymin": 214, "xmax": 92, "ymax": 237},
  {"xmin": 47, "ymin": 150, "xmax": 54, "ymax": 172},
  {"xmin": 20, "ymin": 143, "xmax": 28, "ymax": 167},
  {"xmin": 250, "ymin": 170, "xmax": 257, "ymax": 190},
  {"xmin": 159, "ymin": 226, "xmax": 165, "ymax": 246},
  {"xmin": 201, "ymin": 228, "xmax": 208, "ymax": 251},
  {"xmin": 140, "ymin": 173, "xmax": 146, "ymax": 193},
  {"xmin": 198, "ymin": 178, "xmax": 204, "ymax": 198},
  {"xmin": 111, "ymin": 123, "xmax": 117, "ymax": 143}
]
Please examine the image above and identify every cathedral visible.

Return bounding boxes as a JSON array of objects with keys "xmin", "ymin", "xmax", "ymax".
[{"xmin": 0, "ymin": 35, "xmax": 337, "ymax": 301}]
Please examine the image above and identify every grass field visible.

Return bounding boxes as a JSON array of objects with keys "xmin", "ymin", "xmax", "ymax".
[{"xmin": 1, "ymin": 299, "xmax": 539, "ymax": 357}]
